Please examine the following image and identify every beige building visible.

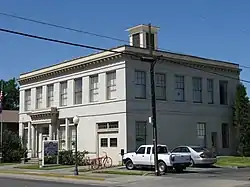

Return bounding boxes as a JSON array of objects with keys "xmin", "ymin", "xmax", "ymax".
[{"xmin": 18, "ymin": 24, "xmax": 240, "ymax": 165}]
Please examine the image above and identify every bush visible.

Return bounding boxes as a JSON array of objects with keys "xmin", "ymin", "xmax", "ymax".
[
  {"xmin": 2, "ymin": 130, "xmax": 26, "ymax": 163},
  {"xmin": 59, "ymin": 150, "xmax": 89, "ymax": 166}
]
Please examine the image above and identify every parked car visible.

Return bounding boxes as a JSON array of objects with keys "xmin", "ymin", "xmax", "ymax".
[
  {"xmin": 122, "ymin": 144, "xmax": 191, "ymax": 173},
  {"xmin": 171, "ymin": 146, "xmax": 217, "ymax": 166}
]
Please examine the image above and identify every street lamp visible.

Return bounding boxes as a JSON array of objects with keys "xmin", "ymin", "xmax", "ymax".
[{"xmin": 73, "ymin": 115, "xmax": 79, "ymax": 176}]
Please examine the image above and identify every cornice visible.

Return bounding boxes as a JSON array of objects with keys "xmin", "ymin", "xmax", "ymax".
[{"xmin": 18, "ymin": 54, "xmax": 123, "ymax": 86}]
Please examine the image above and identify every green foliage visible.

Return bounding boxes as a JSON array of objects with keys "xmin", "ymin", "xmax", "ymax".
[
  {"xmin": 2, "ymin": 130, "xmax": 26, "ymax": 163},
  {"xmin": 58, "ymin": 150, "xmax": 89, "ymax": 166},
  {"xmin": 233, "ymin": 83, "xmax": 250, "ymax": 156},
  {"xmin": 0, "ymin": 78, "xmax": 19, "ymax": 110}
]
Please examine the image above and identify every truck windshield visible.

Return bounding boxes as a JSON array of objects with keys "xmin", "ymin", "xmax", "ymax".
[{"xmin": 152, "ymin": 146, "xmax": 168, "ymax": 154}]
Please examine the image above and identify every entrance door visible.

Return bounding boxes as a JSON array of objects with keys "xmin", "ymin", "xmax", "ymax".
[
  {"xmin": 211, "ymin": 132, "xmax": 218, "ymax": 154},
  {"xmin": 98, "ymin": 133, "xmax": 120, "ymax": 165}
]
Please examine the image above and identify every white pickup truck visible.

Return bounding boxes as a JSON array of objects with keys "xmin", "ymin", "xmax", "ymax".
[{"xmin": 122, "ymin": 144, "xmax": 191, "ymax": 173}]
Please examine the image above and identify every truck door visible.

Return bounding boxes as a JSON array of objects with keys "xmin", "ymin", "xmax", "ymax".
[
  {"xmin": 133, "ymin": 146, "xmax": 146, "ymax": 165},
  {"xmin": 141, "ymin": 147, "xmax": 152, "ymax": 165}
]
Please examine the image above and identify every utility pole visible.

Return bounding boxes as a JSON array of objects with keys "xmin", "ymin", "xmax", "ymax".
[{"xmin": 141, "ymin": 23, "xmax": 159, "ymax": 176}]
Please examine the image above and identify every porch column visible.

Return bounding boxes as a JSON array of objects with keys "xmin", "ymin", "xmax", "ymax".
[
  {"xmin": 38, "ymin": 132, "xmax": 42, "ymax": 159},
  {"xmin": 31, "ymin": 125, "xmax": 36, "ymax": 157},
  {"xmin": 65, "ymin": 118, "xmax": 69, "ymax": 150},
  {"xmin": 49, "ymin": 124, "xmax": 53, "ymax": 140},
  {"xmin": 27, "ymin": 122, "xmax": 31, "ymax": 150}
]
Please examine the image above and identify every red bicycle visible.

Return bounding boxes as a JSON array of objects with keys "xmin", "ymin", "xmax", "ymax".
[{"xmin": 91, "ymin": 151, "xmax": 112, "ymax": 170}]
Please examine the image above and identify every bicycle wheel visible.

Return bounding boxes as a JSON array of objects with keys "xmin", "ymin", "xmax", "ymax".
[
  {"xmin": 91, "ymin": 159, "xmax": 100, "ymax": 170},
  {"xmin": 103, "ymin": 157, "xmax": 112, "ymax": 168}
]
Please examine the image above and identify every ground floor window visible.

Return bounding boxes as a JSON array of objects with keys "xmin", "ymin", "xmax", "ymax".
[
  {"xmin": 197, "ymin": 122, "xmax": 206, "ymax": 147},
  {"xmin": 59, "ymin": 126, "xmax": 66, "ymax": 150},
  {"xmin": 69, "ymin": 126, "xmax": 76, "ymax": 150},
  {"xmin": 135, "ymin": 121, "xmax": 147, "ymax": 149},
  {"xmin": 222, "ymin": 123, "xmax": 229, "ymax": 148}
]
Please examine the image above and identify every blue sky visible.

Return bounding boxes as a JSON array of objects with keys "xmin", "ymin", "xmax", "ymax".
[{"xmin": 1, "ymin": 0, "xmax": 250, "ymax": 93}]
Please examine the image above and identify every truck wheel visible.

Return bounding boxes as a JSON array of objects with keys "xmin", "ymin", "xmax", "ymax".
[
  {"xmin": 125, "ymin": 160, "xmax": 134, "ymax": 170},
  {"xmin": 158, "ymin": 161, "xmax": 167, "ymax": 173}
]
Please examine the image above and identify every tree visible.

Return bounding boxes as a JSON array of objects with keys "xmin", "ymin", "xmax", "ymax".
[
  {"xmin": 2, "ymin": 130, "xmax": 26, "ymax": 163},
  {"xmin": 0, "ymin": 78, "xmax": 19, "ymax": 110},
  {"xmin": 233, "ymin": 83, "xmax": 250, "ymax": 156}
]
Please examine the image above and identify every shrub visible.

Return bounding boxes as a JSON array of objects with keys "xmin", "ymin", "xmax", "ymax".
[
  {"xmin": 2, "ymin": 130, "xmax": 26, "ymax": 163},
  {"xmin": 58, "ymin": 150, "xmax": 89, "ymax": 166}
]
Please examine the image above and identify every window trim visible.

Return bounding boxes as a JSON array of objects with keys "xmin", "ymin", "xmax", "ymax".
[
  {"xmin": 106, "ymin": 71, "xmax": 116, "ymax": 100},
  {"xmin": 134, "ymin": 70, "xmax": 146, "ymax": 99},
  {"xmin": 175, "ymin": 75, "xmax": 185, "ymax": 102},
  {"xmin": 36, "ymin": 87, "xmax": 43, "ymax": 109},
  {"xmin": 74, "ymin": 78, "xmax": 83, "ymax": 105},
  {"xmin": 155, "ymin": 73, "xmax": 166, "ymax": 100},
  {"xmin": 60, "ymin": 81, "xmax": 68, "ymax": 106},
  {"xmin": 192, "ymin": 77, "xmax": 202, "ymax": 103},
  {"xmin": 207, "ymin": 79, "xmax": 214, "ymax": 104},
  {"xmin": 89, "ymin": 75, "xmax": 99, "ymax": 102}
]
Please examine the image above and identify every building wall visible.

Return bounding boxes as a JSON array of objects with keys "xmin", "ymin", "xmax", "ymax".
[
  {"xmin": 19, "ymin": 59, "xmax": 128, "ymax": 164},
  {"xmin": 125, "ymin": 58, "xmax": 239, "ymax": 155}
]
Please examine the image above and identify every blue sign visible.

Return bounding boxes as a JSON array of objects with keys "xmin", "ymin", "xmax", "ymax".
[{"xmin": 44, "ymin": 141, "xmax": 58, "ymax": 156}]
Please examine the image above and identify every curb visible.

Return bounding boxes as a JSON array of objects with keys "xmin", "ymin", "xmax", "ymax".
[
  {"xmin": 215, "ymin": 165, "xmax": 250, "ymax": 169},
  {"xmin": 0, "ymin": 170, "xmax": 105, "ymax": 181}
]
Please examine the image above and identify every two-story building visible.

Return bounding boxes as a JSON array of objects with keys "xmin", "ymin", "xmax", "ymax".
[{"xmin": 18, "ymin": 24, "xmax": 240, "ymax": 165}]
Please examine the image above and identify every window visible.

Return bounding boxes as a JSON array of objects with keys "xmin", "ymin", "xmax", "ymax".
[
  {"xmin": 47, "ymin": 84, "xmax": 54, "ymax": 107},
  {"xmin": 59, "ymin": 126, "xmax": 66, "ymax": 150},
  {"xmin": 207, "ymin": 79, "xmax": 214, "ymax": 104},
  {"xmin": 197, "ymin": 123, "xmax": 206, "ymax": 147},
  {"xmin": 192, "ymin": 77, "xmax": 202, "ymax": 103},
  {"xmin": 175, "ymin": 75, "xmax": 185, "ymax": 101},
  {"xmin": 97, "ymin": 123, "xmax": 108, "ymax": 129},
  {"xmin": 135, "ymin": 121, "xmax": 147, "ymax": 149},
  {"xmin": 132, "ymin": 33, "xmax": 140, "ymax": 47},
  {"xmin": 152, "ymin": 146, "xmax": 168, "ymax": 154},
  {"xmin": 100, "ymin": 138, "xmax": 108, "ymax": 147},
  {"xmin": 107, "ymin": 71, "xmax": 116, "ymax": 100},
  {"xmin": 155, "ymin": 73, "xmax": 166, "ymax": 100},
  {"xmin": 219, "ymin": 80, "xmax": 228, "ymax": 105},
  {"xmin": 74, "ymin": 78, "xmax": 82, "ymax": 104},
  {"xmin": 136, "ymin": 147, "xmax": 145, "ymax": 154},
  {"xmin": 146, "ymin": 147, "xmax": 151, "ymax": 154},
  {"xmin": 108, "ymin": 122, "xmax": 118, "ymax": 129},
  {"xmin": 24, "ymin": 89, "xmax": 31, "ymax": 111},
  {"xmin": 69, "ymin": 126, "xmax": 76, "ymax": 150},
  {"xmin": 36, "ymin": 87, "xmax": 43, "ymax": 109},
  {"xmin": 60, "ymin": 81, "xmax": 67, "ymax": 106},
  {"xmin": 110, "ymin": 138, "xmax": 117, "ymax": 147},
  {"xmin": 222, "ymin": 123, "xmax": 229, "ymax": 148},
  {"xmin": 135, "ymin": 70, "xmax": 146, "ymax": 99},
  {"xmin": 146, "ymin": 33, "xmax": 155, "ymax": 49},
  {"xmin": 89, "ymin": 75, "xmax": 99, "ymax": 102},
  {"xmin": 171, "ymin": 147, "xmax": 182, "ymax": 153}
]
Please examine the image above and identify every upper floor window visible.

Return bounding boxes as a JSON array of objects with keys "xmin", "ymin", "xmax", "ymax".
[
  {"xmin": 207, "ymin": 79, "xmax": 214, "ymax": 104},
  {"xmin": 24, "ymin": 89, "xmax": 31, "ymax": 111},
  {"xmin": 47, "ymin": 84, "xmax": 54, "ymax": 108},
  {"xmin": 192, "ymin": 77, "xmax": 202, "ymax": 103},
  {"xmin": 135, "ymin": 70, "xmax": 146, "ymax": 99},
  {"xmin": 146, "ymin": 33, "xmax": 155, "ymax": 49},
  {"xmin": 60, "ymin": 81, "xmax": 67, "ymax": 106},
  {"xmin": 107, "ymin": 71, "xmax": 116, "ymax": 100},
  {"xmin": 155, "ymin": 73, "xmax": 166, "ymax": 100},
  {"xmin": 219, "ymin": 80, "xmax": 228, "ymax": 105},
  {"xmin": 175, "ymin": 75, "xmax": 185, "ymax": 101},
  {"xmin": 74, "ymin": 78, "xmax": 82, "ymax": 104},
  {"xmin": 36, "ymin": 87, "xmax": 43, "ymax": 109},
  {"xmin": 90, "ymin": 75, "xmax": 99, "ymax": 102},
  {"xmin": 132, "ymin": 33, "xmax": 140, "ymax": 47}
]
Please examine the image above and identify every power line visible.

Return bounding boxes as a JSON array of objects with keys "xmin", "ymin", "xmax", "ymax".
[
  {"xmin": 0, "ymin": 12, "xmax": 128, "ymax": 43},
  {"xmin": 1, "ymin": 11, "xmax": 250, "ymax": 70},
  {"xmin": 0, "ymin": 28, "xmax": 141, "ymax": 59},
  {"xmin": 0, "ymin": 27, "xmax": 249, "ymax": 84}
]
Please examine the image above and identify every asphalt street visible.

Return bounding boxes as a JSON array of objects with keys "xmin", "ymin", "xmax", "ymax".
[{"xmin": 0, "ymin": 177, "xmax": 108, "ymax": 187}]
